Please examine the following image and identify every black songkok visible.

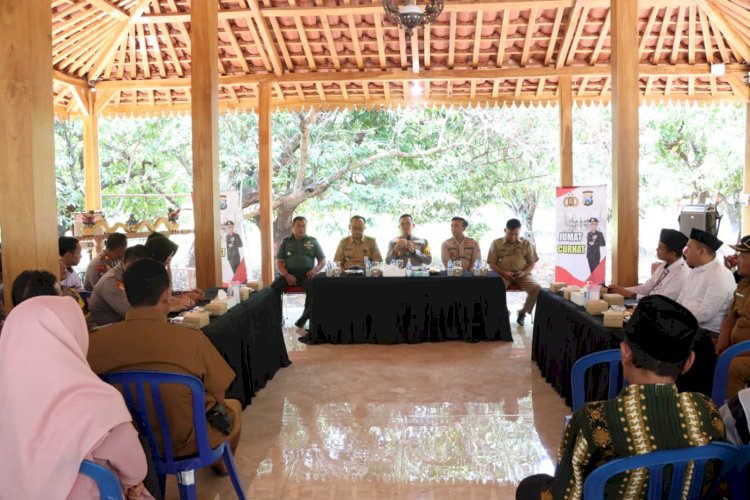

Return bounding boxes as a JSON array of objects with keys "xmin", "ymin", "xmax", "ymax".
[
  {"xmin": 659, "ymin": 229, "xmax": 688, "ymax": 253},
  {"xmin": 624, "ymin": 295, "xmax": 699, "ymax": 363},
  {"xmin": 689, "ymin": 228, "xmax": 723, "ymax": 252}
]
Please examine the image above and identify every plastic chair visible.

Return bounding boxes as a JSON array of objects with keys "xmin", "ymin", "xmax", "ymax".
[
  {"xmin": 583, "ymin": 442, "xmax": 739, "ymax": 499},
  {"xmin": 79, "ymin": 460, "xmax": 123, "ymax": 500},
  {"xmin": 711, "ymin": 340, "xmax": 750, "ymax": 407},
  {"xmin": 571, "ymin": 349, "xmax": 627, "ymax": 411},
  {"xmin": 101, "ymin": 371, "xmax": 246, "ymax": 500}
]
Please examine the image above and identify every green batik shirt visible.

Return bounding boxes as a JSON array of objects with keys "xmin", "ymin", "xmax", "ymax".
[
  {"xmin": 276, "ymin": 235, "xmax": 325, "ymax": 276},
  {"xmin": 547, "ymin": 384, "xmax": 725, "ymax": 500}
]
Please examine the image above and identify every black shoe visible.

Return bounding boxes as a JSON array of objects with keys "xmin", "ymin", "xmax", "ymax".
[
  {"xmin": 294, "ymin": 317, "xmax": 307, "ymax": 329},
  {"xmin": 516, "ymin": 311, "xmax": 526, "ymax": 326}
]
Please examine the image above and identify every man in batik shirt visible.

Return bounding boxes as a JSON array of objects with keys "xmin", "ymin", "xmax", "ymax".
[{"xmin": 516, "ymin": 295, "xmax": 726, "ymax": 500}]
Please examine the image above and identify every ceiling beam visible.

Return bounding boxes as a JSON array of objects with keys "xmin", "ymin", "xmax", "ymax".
[{"xmin": 94, "ymin": 63, "xmax": 747, "ymax": 91}]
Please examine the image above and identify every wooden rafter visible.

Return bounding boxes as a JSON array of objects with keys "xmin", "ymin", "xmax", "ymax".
[
  {"xmin": 87, "ymin": 0, "xmax": 128, "ymax": 20},
  {"xmin": 698, "ymin": 7, "xmax": 714, "ymax": 63},
  {"xmin": 87, "ymin": 0, "xmax": 152, "ymax": 80},
  {"xmin": 496, "ymin": 9, "xmax": 510, "ymax": 67},
  {"xmin": 639, "ymin": 7, "xmax": 660, "ymax": 58},
  {"xmin": 545, "ymin": 8, "xmax": 565, "ymax": 66},
  {"xmin": 653, "ymin": 7, "xmax": 672, "ymax": 64},
  {"xmin": 556, "ymin": 0, "xmax": 583, "ymax": 69},
  {"xmin": 244, "ymin": 0, "xmax": 283, "ymax": 75},
  {"xmin": 697, "ymin": 0, "xmax": 750, "ymax": 62},
  {"xmin": 521, "ymin": 9, "xmax": 537, "ymax": 66},
  {"xmin": 590, "ymin": 10, "xmax": 610, "ymax": 64},
  {"xmin": 473, "ymin": 11, "xmax": 484, "ymax": 68},
  {"xmin": 315, "ymin": 0, "xmax": 341, "ymax": 70},
  {"xmin": 671, "ymin": 6, "xmax": 686, "ymax": 64}
]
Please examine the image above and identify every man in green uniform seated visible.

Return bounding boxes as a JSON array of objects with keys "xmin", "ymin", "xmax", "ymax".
[
  {"xmin": 276, "ymin": 216, "xmax": 326, "ymax": 330},
  {"xmin": 516, "ymin": 295, "xmax": 726, "ymax": 499}
]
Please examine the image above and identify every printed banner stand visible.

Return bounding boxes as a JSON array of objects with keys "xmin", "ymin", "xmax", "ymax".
[
  {"xmin": 219, "ymin": 190, "xmax": 251, "ymax": 285},
  {"xmin": 555, "ymin": 185, "xmax": 607, "ymax": 286}
]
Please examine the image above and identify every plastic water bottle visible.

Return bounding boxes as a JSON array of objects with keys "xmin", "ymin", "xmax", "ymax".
[
  {"xmin": 326, "ymin": 261, "xmax": 333, "ymax": 277},
  {"xmin": 364, "ymin": 256, "xmax": 371, "ymax": 277},
  {"xmin": 473, "ymin": 259, "xmax": 481, "ymax": 276},
  {"xmin": 583, "ymin": 281, "xmax": 590, "ymax": 302},
  {"xmin": 447, "ymin": 260, "xmax": 454, "ymax": 276},
  {"xmin": 406, "ymin": 261, "xmax": 413, "ymax": 277}
]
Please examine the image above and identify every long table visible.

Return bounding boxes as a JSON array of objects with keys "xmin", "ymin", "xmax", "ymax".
[
  {"xmin": 308, "ymin": 272, "xmax": 513, "ymax": 344},
  {"xmin": 532, "ymin": 289, "xmax": 716, "ymax": 407},
  {"xmin": 201, "ymin": 280, "xmax": 291, "ymax": 406}
]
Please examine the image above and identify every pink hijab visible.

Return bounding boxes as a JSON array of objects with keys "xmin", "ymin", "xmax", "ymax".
[{"xmin": 0, "ymin": 296, "xmax": 133, "ymax": 498}]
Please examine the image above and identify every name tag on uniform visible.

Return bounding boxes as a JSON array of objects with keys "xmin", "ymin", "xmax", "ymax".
[
  {"xmin": 737, "ymin": 292, "xmax": 745, "ymax": 298},
  {"xmin": 287, "ymin": 251, "xmax": 292, "ymax": 256}
]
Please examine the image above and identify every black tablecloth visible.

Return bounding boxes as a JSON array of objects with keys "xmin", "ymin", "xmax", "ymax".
[
  {"xmin": 532, "ymin": 289, "xmax": 716, "ymax": 407},
  {"xmin": 201, "ymin": 281, "xmax": 291, "ymax": 406},
  {"xmin": 309, "ymin": 272, "xmax": 513, "ymax": 344}
]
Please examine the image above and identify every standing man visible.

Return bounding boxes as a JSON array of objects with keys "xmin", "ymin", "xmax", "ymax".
[
  {"xmin": 676, "ymin": 228, "xmax": 736, "ymax": 335},
  {"xmin": 441, "ymin": 217, "xmax": 481, "ymax": 271},
  {"xmin": 276, "ymin": 216, "xmax": 326, "ymax": 330},
  {"xmin": 586, "ymin": 217, "xmax": 606, "ymax": 274},
  {"xmin": 333, "ymin": 215, "xmax": 382, "ymax": 269},
  {"xmin": 59, "ymin": 236, "xmax": 83, "ymax": 291},
  {"xmin": 716, "ymin": 235, "xmax": 750, "ymax": 399},
  {"xmin": 385, "ymin": 214, "xmax": 432, "ymax": 266},
  {"xmin": 487, "ymin": 219, "xmax": 540, "ymax": 326},
  {"xmin": 609, "ymin": 228, "xmax": 689, "ymax": 301},
  {"xmin": 85, "ymin": 233, "xmax": 128, "ymax": 291},
  {"xmin": 225, "ymin": 221, "xmax": 243, "ymax": 274}
]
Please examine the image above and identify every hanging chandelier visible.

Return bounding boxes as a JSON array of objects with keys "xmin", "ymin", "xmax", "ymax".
[{"xmin": 383, "ymin": 0, "xmax": 444, "ymax": 37}]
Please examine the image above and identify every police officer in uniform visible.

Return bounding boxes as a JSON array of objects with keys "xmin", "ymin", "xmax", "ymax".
[
  {"xmin": 276, "ymin": 216, "xmax": 326, "ymax": 330},
  {"xmin": 586, "ymin": 217, "xmax": 606, "ymax": 274},
  {"xmin": 225, "ymin": 220, "xmax": 243, "ymax": 274},
  {"xmin": 441, "ymin": 217, "xmax": 481, "ymax": 271},
  {"xmin": 385, "ymin": 214, "xmax": 431, "ymax": 266},
  {"xmin": 487, "ymin": 218, "xmax": 540, "ymax": 326},
  {"xmin": 333, "ymin": 215, "xmax": 382, "ymax": 269}
]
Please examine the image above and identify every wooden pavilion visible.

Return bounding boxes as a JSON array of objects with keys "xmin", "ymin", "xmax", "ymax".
[{"xmin": 3, "ymin": 0, "xmax": 750, "ymax": 309}]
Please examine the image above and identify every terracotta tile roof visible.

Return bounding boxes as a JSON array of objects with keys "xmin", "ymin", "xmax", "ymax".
[{"xmin": 51, "ymin": 0, "xmax": 750, "ymax": 116}]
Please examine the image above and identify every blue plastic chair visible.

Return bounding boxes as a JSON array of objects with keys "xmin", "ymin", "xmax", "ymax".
[
  {"xmin": 101, "ymin": 371, "xmax": 246, "ymax": 500},
  {"xmin": 79, "ymin": 460, "xmax": 123, "ymax": 500},
  {"xmin": 583, "ymin": 442, "xmax": 739, "ymax": 499},
  {"xmin": 571, "ymin": 349, "xmax": 627, "ymax": 411},
  {"xmin": 711, "ymin": 340, "xmax": 750, "ymax": 407}
]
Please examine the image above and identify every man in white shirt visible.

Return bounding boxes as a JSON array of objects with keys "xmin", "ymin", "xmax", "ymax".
[
  {"xmin": 676, "ymin": 228, "xmax": 736, "ymax": 334},
  {"xmin": 609, "ymin": 228, "xmax": 689, "ymax": 301}
]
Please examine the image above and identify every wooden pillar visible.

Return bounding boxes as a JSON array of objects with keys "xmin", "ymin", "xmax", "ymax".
[
  {"xmin": 0, "ymin": 0, "xmax": 58, "ymax": 310},
  {"xmin": 190, "ymin": 0, "xmax": 221, "ymax": 289},
  {"xmin": 258, "ymin": 82, "xmax": 275, "ymax": 286},
  {"xmin": 559, "ymin": 75, "xmax": 574, "ymax": 186},
  {"xmin": 744, "ymin": 102, "xmax": 750, "ymax": 236},
  {"xmin": 611, "ymin": 0, "xmax": 639, "ymax": 285},
  {"xmin": 83, "ymin": 90, "xmax": 101, "ymax": 210}
]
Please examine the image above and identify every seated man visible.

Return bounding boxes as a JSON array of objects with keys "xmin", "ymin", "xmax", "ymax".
[
  {"xmin": 88, "ymin": 245, "xmax": 151, "ymax": 326},
  {"xmin": 87, "ymin": 259, "xmax": 241, "ymax": 471},
  {"xmin": 676, "ymin": 228, "xmax": 736, "ymax": 334},
  {"xmin": 144, "ymin": 234, "xmax": 198, "ymax": 311},
  {"xmin": 276, "ymin": 216, "xmax": 326, "ymax": 329},
  {"xmin": 516, "ymin": 295, "xmax": 726, "ymax": 499},
  {"xmin": 333, "ymin": 215, "xmax": 382, "ymax": 270},
  {"xmin": 85, "ymin": 232, "xmax": 128, "ymax": 290},
  {"xmin": 59, "ymin": 236, "xmax": 83, "ymax": 291},
  {"xmin": 441, "ymin": 216, "xmax": 481, "ymax": 271},
  {"xmin": 716, "ymin": 235, "xmax": 750, "ymax": 399},
  {"xmin": 487, "ymin": 218, "xmax": 540, "ymax": 326},
  {"xmin": 385, "ymin": 214, "xmax": 432, "ymax": 266},
  {"xmin": 609, "ymin": 228, "xmax": 689, "ymax": 301}
]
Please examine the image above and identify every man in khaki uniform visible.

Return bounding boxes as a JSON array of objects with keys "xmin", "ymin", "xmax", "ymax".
[
  {"xmin": 441, "ymin": 217, "xmax": 482, "ymax": 271},
  {"xmin": 717, "ymin": 235, "xmax": 750, "ymax": 399},
  {"xmin": 333, "ymin": 215, "xmax": 383, "ymax": 269},
  {"xmin": 487, "ymin": 218, "xmax": 540, "ymax": 326},
  {"xmin": 88, "ymin": 259, "xmax": 241, "ymax": 472}
]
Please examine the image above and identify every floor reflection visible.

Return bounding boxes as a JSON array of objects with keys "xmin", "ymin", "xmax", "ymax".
[{"xmin": 177, "ymin": 292, "xmax": 568, "ymax": 499}]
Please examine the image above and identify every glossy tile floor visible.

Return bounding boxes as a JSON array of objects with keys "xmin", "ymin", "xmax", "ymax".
[{"xmin": 165, "ymin": 294, "xmax": 570, "ymax": 499}]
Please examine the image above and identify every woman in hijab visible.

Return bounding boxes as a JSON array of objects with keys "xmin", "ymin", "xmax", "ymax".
[{"xmin": 0, "ymin": 295, "xmax": 153, "ymax": 499}]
